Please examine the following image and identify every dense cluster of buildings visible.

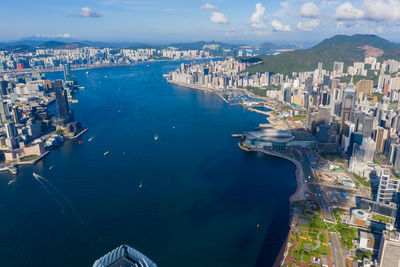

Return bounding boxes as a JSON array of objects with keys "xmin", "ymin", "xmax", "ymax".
[
  {"xmin": 0, "ymin": 63, "xmax": 83, "ymax": 165},
  {"xmin": 167, "ymin": 57, "xmax": 283, "ymax": 91},
  {"xmin": 0, "ymin": 46, "xmax": 212, "ymax": 71},
  {"xmin": 168, "ymin": 56, "xmax": 400, "ymax": 266}
]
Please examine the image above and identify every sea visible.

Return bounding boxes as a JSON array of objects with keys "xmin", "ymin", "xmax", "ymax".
[{"xmin": 0, "ymin": 61, "xmax": 296, "ymax": 267}]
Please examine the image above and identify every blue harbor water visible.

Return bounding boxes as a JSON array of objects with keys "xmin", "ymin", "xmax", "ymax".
[{"xmin": 0, "ymin": 62, "xmax": 296, "ymax": 267}]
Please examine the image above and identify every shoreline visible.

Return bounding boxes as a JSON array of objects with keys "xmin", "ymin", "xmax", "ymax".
[
  {"xmin": 0, "ymin": 57, "xmax": 221, "ymax": 76},
  {"xmin": 238, "ymin": 142, "xmax": 305, "ymax": 266},
  {"xmin": 169, "ymin": 79, "xmax": 305, "ymax": 266}
]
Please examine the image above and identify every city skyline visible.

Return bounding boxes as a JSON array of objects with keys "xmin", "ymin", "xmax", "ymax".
[{"xmin": 2, "ymin": 0, "xmax": 400, "ymax": 43}]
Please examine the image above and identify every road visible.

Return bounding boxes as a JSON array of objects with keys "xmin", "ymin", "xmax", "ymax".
[
  {"xmin": 329, "ymin": 232, "xmax": 347, "ymax": 267},
  {"xmin": 299, "ymin": 150, "xmax": 334, "ymax": 222}
]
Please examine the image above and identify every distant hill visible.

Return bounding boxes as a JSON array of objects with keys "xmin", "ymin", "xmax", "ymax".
[
  {"xmin": 243, "ymin": 34, "xmax": 400, "ymax": 74},
  {"xmin": 37, "ymin": 41, "xmax": 88, "ymax": 49}
]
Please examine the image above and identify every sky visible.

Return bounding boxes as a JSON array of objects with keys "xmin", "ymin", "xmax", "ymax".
[{"xmin": 1, "ymin": 0, "xmax": 400, "ymax": 44}]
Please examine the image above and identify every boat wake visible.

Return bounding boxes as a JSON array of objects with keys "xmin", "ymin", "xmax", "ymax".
[{"xmin": 32, "ymin": 173, "xmax": 102, "ymax": 244}]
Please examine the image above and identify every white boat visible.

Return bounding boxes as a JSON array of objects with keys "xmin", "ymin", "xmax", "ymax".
[
  {"xmin": 8, "ymin": 179, "xmax": 15, "ymax": 185},
  {"xmin": 104, "ymin": 151, "xmax": 110, "ymax": 156},
  {"xmin": 88, "ymin": 136, "xmax": 95, "ymax": 142},
  {"xmin": 86, "ymin": 71, "xmax": 89, "ymax": 75},
  {"xmin": 139, "ymin": 181, "xmax": 143, "ymax": 189},
  {"xmin": 104, "ymin": 75, "xmax": 108, "ymax": 78},
  {"xmin": 49, "ymin": 166, "xmax": 54, "ymax": 170},
  {"xmin": 154, "ymin": 134, "xmax": 159, "ymax": 141}
]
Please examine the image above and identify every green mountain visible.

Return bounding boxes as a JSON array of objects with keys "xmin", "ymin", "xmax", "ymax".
[{"xmin": 243, "ymin": 34, "xmax": 400, "ymax": 75}]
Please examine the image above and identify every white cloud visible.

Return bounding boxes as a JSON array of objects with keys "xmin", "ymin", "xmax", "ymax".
[
  {"xmin": 225, "ymin": 26, "xmax": 236, "ymax": 36},
  {"xmin": 362, "ymin": 0, "xmax": 400, "ymax": 21},
  {"xmin": 201, "ymin": 3, "xmax": 217, "ymax": 10},
  {"xmin": 271, "ymin": 20, "xmax": 292, "ymax": 31},
  {"xmin": 36, "ymin": 33, "xmax": 73, "ymax": 38},
  {"xmin": 210, "ymin": 12, "xmax": 228, "ymax": 24},
  {"xmin": 297, "ymin": 18, "xmax": 320, "ymax": 31},
  {"xmin": 250, "ymin": 3, "xmax": 266, "ymax": 29},
  {"xmin": 300, "ymin": 2, "xmax": 320, "ymax": 18},
  {"xmin": 77, "ymin": 7, "xmax": 102, "ymax": 17},
  {"xmin": 334, "ymin": 2, "xmax": 364, "ymax": 20}
]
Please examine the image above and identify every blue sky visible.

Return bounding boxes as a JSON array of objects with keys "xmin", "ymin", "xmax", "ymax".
[{"xmin": 1, "ymin": 0, "xmax": 400, "ymax": 43}]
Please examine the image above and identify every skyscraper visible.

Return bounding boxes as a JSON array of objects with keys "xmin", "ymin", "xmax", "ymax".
[
  {"xmin": 0, "ymin": 100, "xmax": 10, "ymax": 124},
  {"xmin": 93, "ymin": 244, "xmax": 157, "ymax": 267},
  {"xmin": 378, "ymin": 231, "xmax": 400, "ymax": 267},
  {"xmin": 54, "ymin": 80, "xmax": 73, "ymax": 123},
  {"xmin": 377, "ymin": 170, "xmax": 399, "ymax": 204},
  {"xmin": 333, "ymin": 61, "xmax": 344, "ymax": 77},
  {"xmin": 340, "ymin": 80, "xmax": 357, "ymax": 133}
]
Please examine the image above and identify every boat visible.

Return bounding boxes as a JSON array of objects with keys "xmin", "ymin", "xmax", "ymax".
[
  {"xmin": 86, "ymin": 71, "xmax": 89, "ymax": 75},
  {"xmin": 49, "ymin": 166, "xmax": 54, "ymax": 170},
  {"xmin": 154, "ymin": 134, "xmax": 159, "ymax": 141},
  {"xmin": 104, "ymin": 75, "xmax": 108, "ymax": 78},
  {"xmin": 104, "ymin": 151, "xmax": 110, "ymax": 156},
  {"xmin": 88, "ymin": 136, "xmax": 95, "ymax": 142},
  {"xmin": 8, "ymin": 179, "xmax": 16, "ymax": 185},
  {"xmin": 139, "ymin": 181, "xmax": 143, "ymax": 189},
  {"xmin": 172, "ymin": 126, "xmax": 176, "ymax": 129}
]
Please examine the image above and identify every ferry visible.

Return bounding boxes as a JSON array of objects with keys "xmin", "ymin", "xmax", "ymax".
[{"xmin": 104, "ymin": 151, "xmax": 110, "ymax": 156}]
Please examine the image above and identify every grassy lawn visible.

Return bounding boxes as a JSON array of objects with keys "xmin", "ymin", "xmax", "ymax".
[
  {"xmin": 351, "ymin": 172, "xmax": 371, "ymax": 187},
  {"xmin": 333, "ymin": 208, "xmax": 345, "ymax": 220},
  {"xmin": 292, "ymin": 230, "xmax": 329, "ymax": 263},
  {"xmin": 334, "ymin": 223, "xmax": 358, "ymax": 249},
  {"xmin": 320, "ymin": 153, "xmax": 345, "ymax": 163},
  {"xmin": 371, "ymin": 214, "xmax": 392, "ymax": 224},
  {"xmin": 19, "ymin": 155, "xmax": 39, "ymax": 162}
]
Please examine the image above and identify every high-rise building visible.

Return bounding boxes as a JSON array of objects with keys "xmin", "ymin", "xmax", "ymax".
[
  {"xmin": 374, "ymin": 127, "xmax": 389, "ymax": 154},
  {"xmin": 93, "ymin": 244, "xmax": 157, "ymax": 267},
  {"xmin": 378, "ymin": 231, "xmax": 400, "ymax": 267},
  {"xmin": 54, "ymin": 80, "xmax": 73, "ymax": 124},
  {"xmin": 333, "ymin": 61, "xmax": 344, "ymax": 77},
  {"xmin": 0, "ymin": 100, "xmax": 10, "ymax": 124},
  {"xmin": 355, "ymin": 79, "xmax": 373, "ymax": 99},
  {"xmin": 340, "ymin": 81, "xmax": 357, "ymax": 133},
  {"xmin": 377, "ymin": 170, "xmax": 399, "ymax": 204},
  {"xmin": 5, "ymin": 121, "xmax": 17, "ymax": 138}
]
